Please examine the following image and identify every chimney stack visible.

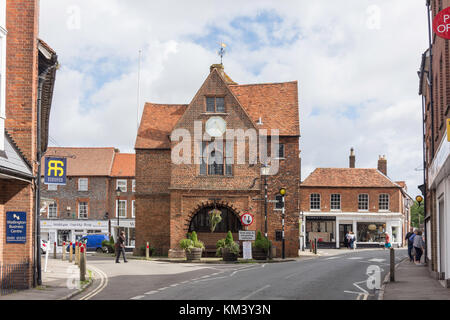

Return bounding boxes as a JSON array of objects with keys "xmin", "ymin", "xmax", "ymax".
[
  {"xmin": 349, "ymin": 148, "xmax": 355, "ymax": 168},
  {"xmin": 378, "ymin": 155, "xmax": 387, "ymax": 176}
]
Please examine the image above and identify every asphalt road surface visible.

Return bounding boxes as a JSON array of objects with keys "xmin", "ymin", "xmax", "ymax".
[{"xmin": 75, "ymin": 248, "xmax": 407, "ymax": 300}]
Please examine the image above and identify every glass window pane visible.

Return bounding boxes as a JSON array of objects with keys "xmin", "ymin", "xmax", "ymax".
[
  {"xmin": 216, "ymin": 98, "xmax": 225, "ymax": 112},
  {"xmin": 206, "ymin": 97, "xmax": 215, "ymax": 112}
]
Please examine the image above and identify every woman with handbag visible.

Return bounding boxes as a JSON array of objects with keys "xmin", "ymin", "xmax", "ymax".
[{"xmin": 413, "ymin": 230, "xmax": 425, "ymax": 265}]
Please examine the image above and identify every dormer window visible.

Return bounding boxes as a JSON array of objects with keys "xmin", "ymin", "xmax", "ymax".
[{"xmin": 206, "ymin": 97, "xmax": 225, "ymax": 113}]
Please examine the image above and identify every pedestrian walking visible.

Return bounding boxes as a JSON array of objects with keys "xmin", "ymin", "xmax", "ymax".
[
  {"xmin": 405, "ymin": 227, "xmax": 415, "ymax": 262},
  {"xmin": 413, "ymin": 230, "xmax": 425, "ymax": 265},
  {"xmin": 115, "ymin": 231, "xmax": 128, "ymax": 263},
  {"xmin": 348, "ymin": 231, "xmax": 356, "ymax": 250},
  {"xmin": 384, "ymin": 232, "xmax": 391, "ymax": 249},
  {"xmin": 344, "ymin": 231, "xmax": 350, "ymax": 249}
]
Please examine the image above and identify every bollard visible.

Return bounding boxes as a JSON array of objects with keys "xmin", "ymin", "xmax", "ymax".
[
  {"xmin": 80, "ymin": 245, "xmax": 86, "ymax": 282},
  {"xmin": 62, "ymin": 242, "xmax": 66, "ymax": 261},
  {"xmin": 146, "ymin": 242, "xmax": 150, "ymax": 260},
  {"xmin": 310, "ymin": 240, "xmax": 312, "ymax": 253},
  {"xmin": 314, "ymin": 238, "xmax": 318, "ymax": 255},
  {"xmin": 390, "ymin": 248, "xmax": 395, "ymax": 282},
  {"xmin": 53, "ymin": 241, "xmax": 57, "ymax": 259},
  {"xmin": 69, "ymin": 242, "xmax": 73, "ymax": 263},
  {"xmin": 75, "ymin": 242, "xmax": 79, "ymax": 265}
]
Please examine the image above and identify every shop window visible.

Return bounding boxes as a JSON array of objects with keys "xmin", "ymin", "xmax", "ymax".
[
  {"xmin": 310, "ymin": 194, "xmax": 321, "ymax": 210},
  {"xmin": 57, "ymin": 230, "xmax": 71, "ymax": 246},
  {"xmin": 379, "ymin": 194, "xmax": 389, "ymax": 211},
  {"xmin": 392, "ymin": 226, "xmax": 398, "ymax": 243},
  {"xmin": 330, "ymin": 194, "xmax": 341, "ymax": 210},
  {"xmin": 358, "ymin": 194, "xmax": 369, "ymax": 211},
  {"xmin": 357, "ymin": 223, "xmax": 386, "ymax": 243}
]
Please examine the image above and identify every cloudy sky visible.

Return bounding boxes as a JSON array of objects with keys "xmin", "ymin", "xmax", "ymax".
[{"xmin": 40, "ymin": 0, "xmax": 429, "ymax": 195}]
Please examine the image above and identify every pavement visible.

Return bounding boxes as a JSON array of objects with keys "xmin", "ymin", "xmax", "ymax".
[
  {"xmin": 0, "ymin": 255, "xmax": 93, "ymax": 300},
  {"xmin": 382, "ymin": 258, "xmax": 450, "ymax": 300}
]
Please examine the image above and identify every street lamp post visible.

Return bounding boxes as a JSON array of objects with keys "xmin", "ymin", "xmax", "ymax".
[
  {"xmin": 279, "ymin": 187, "xmax": 286, "ymax": 259},
  {"xmin": 261, "ymin": 165, "xmax": 271, "ymax": 239},
  {"xmin": 116, "ymin": 187, "xmax": 121, "ymax": 240}
]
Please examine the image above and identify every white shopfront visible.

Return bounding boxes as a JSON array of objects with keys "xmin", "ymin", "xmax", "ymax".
[
  {"xmin": 303, "ymin": 212, "xmax": 404, "ymax": 249},
  {"xmin": 428, "ymin": 133, "xmax": 450, "ymax": 283},
  {"xmin": 110, "ymin": 219, "xmax": 135, "ymax": 248},
  {"xmin": 40, "ymin": 219, "xmax": 109, "ymax": 253}
]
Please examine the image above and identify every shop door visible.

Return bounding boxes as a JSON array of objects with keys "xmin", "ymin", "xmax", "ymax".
[
  {"xmin": 439, "ymin": 199, "xmax": 446, "ymax": 277},
  {"xmin": 339, "ymin": 224, "xmax": 353, "ymax": 246}
]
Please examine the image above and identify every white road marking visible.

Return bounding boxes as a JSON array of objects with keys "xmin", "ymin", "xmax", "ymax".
[
  {"xmin": 158, "ymin": 287, "xmax": 169, "ymax": 291},
  {"xmin": 240, "ymin": 285, "xmax": 271, "ymax": 300},
  {"xmin": 130, "ymin": 295, "xmax": 145, "ymax": 300},
  {"xmin": 181, "ymin": 281, "xmax": 189, "ymax": 284},
  {"xmin": 324, "ymin": 257, "xmax": 340, "ymax": 260},
  {"xmin": 368, "ymin": 258, "xmax": 386, "ymax": 263},
  {"xmin": 347, "ymin": 257, "xmax": 364, "ymax": 260},
  {"xmin": 144, "ymin": 290, "xmax": 158, "ymax": 295},
  {"xmin": 170, "ymin": 283, "xmax": 179, "ymax": 287},
  {"xmin": 78, "ymin": 264, "xmax": 108, "ymax": 300}
]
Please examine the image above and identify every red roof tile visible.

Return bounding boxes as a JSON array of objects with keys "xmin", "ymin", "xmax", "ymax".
[
  {"xmin": 111, "ymin": 153, "xmax": 135, "ymax": 177},
  {"xmin": 229, "ymin": 82, "xmax": 300, "ymax": 136},
  {"xmin": 42, "ymin": 147, "xmax": 116, "ymax": 176},
  {"xmin": 301, "ymin": 168, "xmax": 401, "ymax": 188},
  {"xmin": 135, "ymin": 103, "xmax": 188, "ymax": 149}
]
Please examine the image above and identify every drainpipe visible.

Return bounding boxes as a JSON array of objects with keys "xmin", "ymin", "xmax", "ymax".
[{"xmin": 35, "ymin": 61, "xmax": 58, "ymax": 286}]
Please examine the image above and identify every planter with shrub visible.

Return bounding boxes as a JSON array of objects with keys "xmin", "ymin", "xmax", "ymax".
[
  {"xmin": 216, "ymin": 231, "xmax": 239, "ymax": 262},
  {"xmin": 101, "ymin": 236, "xmax": 116, "ymax": 254},
  {"xmin": 179, "ymin": 231, "xmax": 204, "ymax": 261}
]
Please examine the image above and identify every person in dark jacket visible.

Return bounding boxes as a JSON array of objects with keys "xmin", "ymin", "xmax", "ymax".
[
  {"xmin": 115, "ymin": 231, "xmax": 128, "ymax": 263},
  {"xmin": 405, "ymin": 227, "xmax": 415, "ymax": 262}
]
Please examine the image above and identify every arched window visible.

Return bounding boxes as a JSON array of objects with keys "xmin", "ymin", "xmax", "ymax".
[{"xmin": 189, "ymin": 206, "xmax": 242, "ymax": 233}]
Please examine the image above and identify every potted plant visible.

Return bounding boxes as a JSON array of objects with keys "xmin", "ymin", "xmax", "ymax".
[
  {"xmin": 216, "ymin": 231, "xmax": 239, "ymax": 262},
  {"xmin": 179, "ymin": 231, "xmax": 204, "ymax": 261},
  {"xmin": 252, "ymin": 231, "xmax": 270, "ymax": 260}
]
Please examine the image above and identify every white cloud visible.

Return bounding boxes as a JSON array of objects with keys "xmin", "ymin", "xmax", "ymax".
[{"xmin": 40, "ymin": 0, "xmax": 428, "ymax": 195}]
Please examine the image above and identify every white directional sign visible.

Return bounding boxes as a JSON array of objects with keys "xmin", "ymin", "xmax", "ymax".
[{"xmin": 239, "ymin": 231, "xmax": 256, "ymax": 241}]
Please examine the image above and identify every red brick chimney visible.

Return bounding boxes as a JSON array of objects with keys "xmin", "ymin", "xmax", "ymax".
[
  {"xmin": 378, "ymin": 155, "xmax": 387, "ymax": 176},
  {"xmin": 349, "ymin": 148, "xmax": 355, "ymax": 168}
]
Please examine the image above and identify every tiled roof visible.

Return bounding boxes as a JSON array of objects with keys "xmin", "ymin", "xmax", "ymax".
[
  {"xmin": 42, "ymin": 147, "xmax": 116, "ymax": 176},
  {"xmin": 301, "ymin": 168, "xmax": 401, "ymax": 188},
  {"xmin": 229, "ymin": 81, "xmax": 300, "ymax": 136},
  {"xmin": 111, "ymin": 153, "xmax": 135, "ymax": 177},
  {"xmin": 135, "ymin": 103, "xmax": 188, "ymax": 149}
]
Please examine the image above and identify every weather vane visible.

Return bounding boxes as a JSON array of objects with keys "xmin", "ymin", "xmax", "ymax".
[{"xmin": 218, "ymin": 42, "xmax": 226, "ymax": 65}]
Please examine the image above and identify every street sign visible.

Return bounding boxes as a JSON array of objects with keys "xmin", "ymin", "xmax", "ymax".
[
  {"xmin": 44, "ymin": 157, "xmax": 67, "ymax": 185},
  {"xmin": 433, "ymin": 7, "xmax": 450, "ymax": 40},
  {"xmin": 241, "ymin": 213, "xmax": 254, "ymax": 227},
  {"xmin": 6, "ymin": 211, "xmax": 27, "ymax": 244},
  {"xmin": 243, "ymin": 241, "xmax": 252, "ymax": 260},
  {"xmin": 239, "ymin": 230, "xmax": 256, "ymax": 241}
]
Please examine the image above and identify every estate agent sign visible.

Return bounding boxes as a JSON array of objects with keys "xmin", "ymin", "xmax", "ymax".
[{"xmin": 44, "ymin": 157, "xmax": 67, "ymax": 185}]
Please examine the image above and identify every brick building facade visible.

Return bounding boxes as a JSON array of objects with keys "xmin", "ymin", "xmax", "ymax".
[
  {"xmin": 0, "ymin": 0, "xmax": 57, "ymax": 290},
  {"xmin": 300, "ymin": 149, "xmax": 412, "ymax": 249},
  {"xmin": 135, "ymin": 64, "xmax": 301, "ymax": 258},
  {"xmin": 418, "ymin": 0, "xmax": 450, "ymax": 287},
  {"xmin": 40, "ymin": 148, "xmax": 136, "ymax": 250}
]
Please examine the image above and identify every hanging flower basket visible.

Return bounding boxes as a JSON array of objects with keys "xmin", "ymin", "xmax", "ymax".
[{"xmin": 208, "ymin": 209, "xmax": 222, "ymax": 233}]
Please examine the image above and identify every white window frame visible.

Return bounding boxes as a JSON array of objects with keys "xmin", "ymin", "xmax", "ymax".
[
  {"xmin": 379, "ymin": 194, "xmax": 390, "ymax": 211},
  {"xmin": 310, "ymin": 194, "xmax": 321, "ymax": 211},
  {"xmin": 78, "ymin": 178, "xmax": 88, "ymax": 191},
  {"xmin": 117, "ymin": 179, "xmax": 127, "ymax": 192},
  {"xmin": 116, "ymin": 199, "xmax": 127, "ymax": 218},
  {"xmin": 132, "ymin": 179, "xmax": 136, "ymax": 193},
  {"xmin": 358, "ymin": 194, "xmax": 369, "ymax": 211},
  {"xmin": 78, "ymin": 202, "xmax": 88, "ymax": 219},
  {"xmin": 330, "ymin": 194, "xmax": 341, "ymax": 211},
  {"xmin": 47, "ymin": 184, "xmax": 58, "ymax": 191},
  {"xmin": 132, "ymin": 200, "xmax": 135, "ymax": 218},
  {"xmin": 48, "ymin": 202, "xmax": 57, "ymax": 219}
]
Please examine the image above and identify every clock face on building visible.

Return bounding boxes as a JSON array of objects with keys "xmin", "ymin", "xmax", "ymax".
[{"xmin": 205, "ymin": 117, "xmax": 226, "ymax": 137}]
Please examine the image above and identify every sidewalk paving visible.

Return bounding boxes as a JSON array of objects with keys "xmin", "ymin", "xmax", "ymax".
[
  {"xmin": 382, "ymin": 259, "xmax": 450, "ymax": 300},
  {"xmin": 0, "ymin": 256, "xmax": 92, "ymax": 300}
]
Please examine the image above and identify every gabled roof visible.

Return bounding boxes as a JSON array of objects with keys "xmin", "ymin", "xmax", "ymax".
[
  {"xmin": 111, "ymin": 153, "xmax": 135, "ymax": 177},
  {"xmin": 42, "ymin": 147, "xmax": 116, "ymax": 177},
  {"xmin": 135, "ymin": 103, "xmax": 188, "ymax": 149},
  {"xmin": 301, "ymin": 168, "xmax": 402, "ymax": 188},
  {"xmin": 135, "ymin": 65, "xmax": 300, "ymax": 150},
  {"xmin": 229, "ymin": 81, "xmax": 300, "ymax": 136}
]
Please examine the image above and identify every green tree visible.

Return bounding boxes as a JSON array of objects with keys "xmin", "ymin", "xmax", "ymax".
[{"xmin": 410, "ymin": 201, "xmax": 424, "ymax": 228}]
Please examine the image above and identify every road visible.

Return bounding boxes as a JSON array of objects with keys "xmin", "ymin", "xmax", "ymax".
[{"xmin": 74, "ymin": 248, "xmax": 407, "ymax": 300}]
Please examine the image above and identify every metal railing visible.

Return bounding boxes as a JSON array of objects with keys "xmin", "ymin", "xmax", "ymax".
[{"xmin": 0, "ymin": 260, "xmax": 31, "ymax": 296}]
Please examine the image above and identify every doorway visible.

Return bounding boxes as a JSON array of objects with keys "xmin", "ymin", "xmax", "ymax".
[
  {"xmin": 439, "ymin": 198, "xmax": 446, "ymax": 278},
  {"xmin": 339, "ymin": 224, "xmax": 353, "ymax": 247}
]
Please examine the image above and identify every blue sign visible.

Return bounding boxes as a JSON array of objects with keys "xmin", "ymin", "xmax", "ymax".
[
  {"xmin": 6, "ymin": 212, "xmax": 27, "ymax": 244},
  {"xmin": 44, "ymin": 157, "xmax": 67, "ymax": 185}
]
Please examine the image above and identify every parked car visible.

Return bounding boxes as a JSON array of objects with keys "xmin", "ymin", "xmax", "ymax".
[
  {"xmin": 66, "ymin": 234, "xmax": 109, "ymax": 253},
  {"xmin": 40, "ymin": 239, "xmax": 48, "ymax": 254}
]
